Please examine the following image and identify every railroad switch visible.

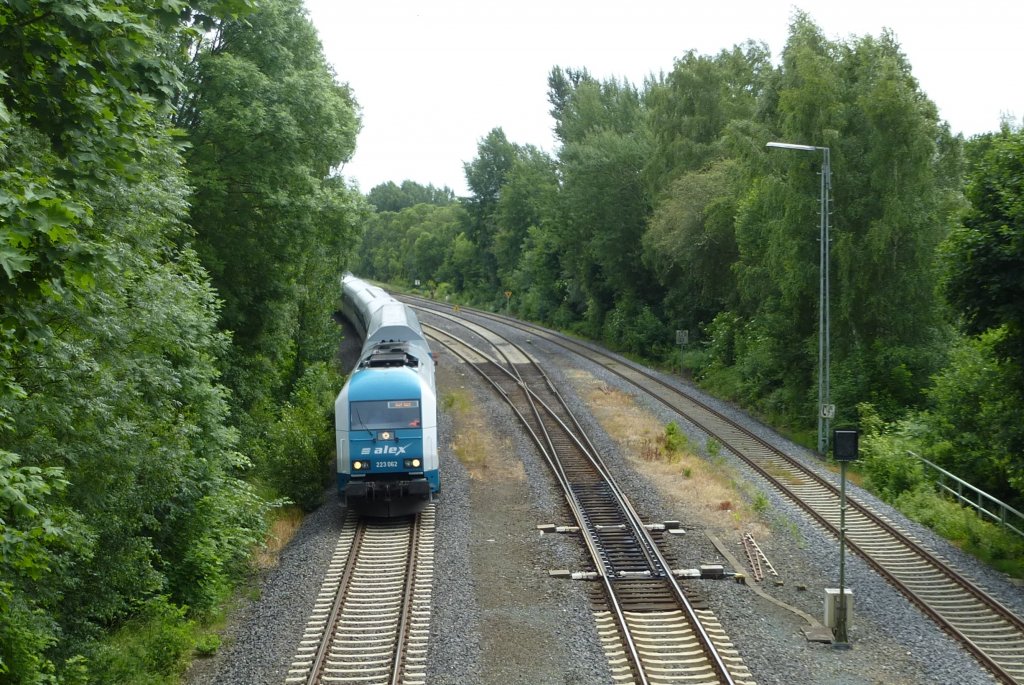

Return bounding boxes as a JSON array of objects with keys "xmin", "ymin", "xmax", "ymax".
[
  {"xmin": 536, "ymin": 524, "xmax": 580, "ymax": 534},
  {"xmin": 672, "ymin": 568, "xmax": 702, "ymax": 579},
  {"xmin": 548, "ymin": 569, "xmax": 598, "ymax": 580},
  {"xmin": 617, "ymin": 570, "xmax": 653, "ymax": 579}
]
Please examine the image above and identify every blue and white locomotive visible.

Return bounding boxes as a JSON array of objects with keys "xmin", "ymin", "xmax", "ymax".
[{"xmin": 334, "ymin": 274, "xmax": 439, "ymax": 516}]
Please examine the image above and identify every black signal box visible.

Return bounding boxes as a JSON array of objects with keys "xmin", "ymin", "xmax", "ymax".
[{"xmin": 833, "ymin": 428, "xmax": 859, "ymax": 461}]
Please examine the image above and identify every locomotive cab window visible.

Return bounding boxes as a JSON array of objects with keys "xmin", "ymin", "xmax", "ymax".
[{"xmin": 350, "ymin": 400, "xmax": 421, "ymax": 429}]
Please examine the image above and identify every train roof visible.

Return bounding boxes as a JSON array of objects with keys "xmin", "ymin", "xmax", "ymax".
[
  {"xmin": 347, "ymin": 366, "xmax": 424, "ymax": 401},
  {"xmin": 366, "ymin": 301, "xmax": 426, "ymax": 347},
  {"xmin": 342, "ymin": 273, "xmax": 387, "ymax": 301},
  {"xmin": 340, "ymin": 274, "xmax": 431, "ymax": 369}
]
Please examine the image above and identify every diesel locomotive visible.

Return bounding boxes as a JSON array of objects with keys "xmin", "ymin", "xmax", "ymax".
[{"xmin": 334, "ymin": 274, "xmax": 439, "ymax": 516}]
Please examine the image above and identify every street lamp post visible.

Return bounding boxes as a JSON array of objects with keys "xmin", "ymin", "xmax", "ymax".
[{"xmin": 766, "ymin": 141, "xmax": 832, "ymax": 455}]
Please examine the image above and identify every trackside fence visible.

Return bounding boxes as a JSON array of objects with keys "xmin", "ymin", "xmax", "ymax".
[{"xmin": 910, "ymin": 451, "xmax": 1024, "ymax": 540}]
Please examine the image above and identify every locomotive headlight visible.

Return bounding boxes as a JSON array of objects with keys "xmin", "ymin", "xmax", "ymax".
[
  {"xmin": 353, "ymin": 460, "xmax": 366, "ymax": 470},
  {"xmin": 379, "ymin": 430, "xmax": 392, "ymax": 441},
  {"xmin": 404, "ymin": 458, "xmax": 421, "ymax": 469}
]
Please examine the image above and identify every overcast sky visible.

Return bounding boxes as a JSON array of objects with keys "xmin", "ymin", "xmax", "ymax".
[{"xmin": 303, "ymin": 1, "xmax": 1022, "ymax": 196}]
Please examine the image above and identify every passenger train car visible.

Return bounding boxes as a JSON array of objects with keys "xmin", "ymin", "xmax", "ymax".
[{"xmin": 334, "ymin": 274, "xmax": 439, "ymax": 516}]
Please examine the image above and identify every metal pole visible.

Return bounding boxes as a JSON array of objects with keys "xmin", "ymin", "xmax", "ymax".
[
  {"xmin": 817, "ymin": 152, "xmax": 826, "ymax": 454},
  {"xmin": 835, "ymin": 459, "xmax": 849, "ymax": 644},
  {"xmin": 766, "ymin": 141, "xmax": 832, "ymax": 454},
  {"xmin": 822, "ymin": 148, "xmax": 832, "ymax": 456}
]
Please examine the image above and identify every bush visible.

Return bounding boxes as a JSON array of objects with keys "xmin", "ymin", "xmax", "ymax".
[
  {"xmin": 261, "ymin": 363, "xmax": 339, "ymax": 510},
  {"xmin": 89, "ymin": 596, "xmax": 194, "ymax": 685},
  {"xmin": 663, "ymin": 422, "xmax": 689, "ymax": 454},
  {"xmin": 169, "ymin": 473, "xmax": 271, "ymax": 614},
  {"xmin": 857, "ymin": 403, "xmax": 927, "ymax": 500},
  {"xmin": 0, "ymin": 450, "xmax": 81, "ymax": 683},
  {"xmin": 895, "ymin": 487, "xmax": 1024, "ymax": 576}
]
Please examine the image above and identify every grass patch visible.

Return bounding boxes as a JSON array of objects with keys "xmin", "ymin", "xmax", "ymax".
[
  {"xmin": 443, "ymin": 388, "xmax": 489, "ymax": 467},
  {"xmin": 570, "ymin": 370, "xmax": 768, "ymax": 536},
  {"xmin": 255, "ymin": 503, "xmax": 304, "ymax": 569},
  {"xmin": 895, "ymin": 487, "xmax": 1024, "ymax": 578},
  {"xmin": 89, "ymin": 597, "xmax": 197, "ymax": 685}
]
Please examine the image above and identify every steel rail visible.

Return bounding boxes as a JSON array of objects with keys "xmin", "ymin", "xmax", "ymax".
[
  {"xmin": 389, "ymin": 514, "xmax": 422, "ymax": 685},
  {"xmin": 424, "ymin": 320, "xmax": 739, "ymax": 685},
  {"xmin": 513, "ymin": 345, "xmax": 739, "ymax": 685},
  {"xmin": 424, "ymin": 325, "xmax": 653, "ymax": 685},
  {"xmin": 306, "ymin": 517, "xmax": 367, "ymax": 685},
  {"xmin": 410, "ymin": 296, "xmax": 1024, "ymax": 685},
  {"xmin": 302, "ymin": 515, "xmax": 421, "ymax": 685}
]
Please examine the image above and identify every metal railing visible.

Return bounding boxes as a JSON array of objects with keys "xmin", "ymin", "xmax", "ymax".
[{"xmin": 910, "ymin": 451, "xmax": 1024, "ymax": 540}]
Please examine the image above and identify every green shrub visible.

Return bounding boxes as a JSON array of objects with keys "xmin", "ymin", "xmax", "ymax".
[
  {"xmin": 857, "ymin": 403, "xmax": 927, "ymax": 500},
  {"xmin": 895, "ymin": 487, "xmax": 1024, "ymax": 577},
  {"xmin": 663, "ymin": 422, "xmax": 689, "ymax": 453},
  {"xmin": 261, "ymin": 363, "xmax": 339, "ymax": 510},
  {"xmin": 194, "ymin": 632, "xmax": 221, "ymax": 657},
  {"xmin": 90, "ymin": 596, "xmax": 195, "ymax": 685},
  {"xmin": 169, "ymin": 474, "xmax": 271, "ymax": 614}
]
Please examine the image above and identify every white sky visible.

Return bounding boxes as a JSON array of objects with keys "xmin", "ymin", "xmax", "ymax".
[{"xmin": 304, "ymin": 1, "xmax": 1023, "ymax": 196}]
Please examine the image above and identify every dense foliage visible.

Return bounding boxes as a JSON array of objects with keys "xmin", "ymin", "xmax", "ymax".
[
  {"xmin": 176, "ymin": 0, "xmax": 365, "ymax": 509},
  {"xmin": 1, "ymin": 0, "xmax": 361, "ymax": 681},
  {"xmin": 352, "ymin": 14, "xmax": 1022, "ymax": 511},
  {"xmin": 366, "ymin": 181, "xmax": 456, "ymax": 212},
  {"xmin": 929, "ymin": 127, "xmax": 1024, "ymax": 497}
]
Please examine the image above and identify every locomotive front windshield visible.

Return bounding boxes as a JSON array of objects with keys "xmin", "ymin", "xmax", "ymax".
[{"xmin": 350, "ymin": 400, "xmax": 422, "ymax": 429}]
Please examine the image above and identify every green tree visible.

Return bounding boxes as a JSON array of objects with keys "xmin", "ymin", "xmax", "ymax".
[
  {"xmin": 1, "ymin": 2, "xmax": 270, "ymax": 681},
  {"xmin": 492, "ymin": 146, "xmax": 558, "ymax": 287},
  {"xmin": 180, "ymin": 0, "xmax": 360, "ymax": 353},
  {"xmin": 178, "ymin": 0, "xmax": 366, "ymax": 503},
  {"xmin": 934, "ymin": 127, "xmax": 1024, "ymax": 499},
  {"xmin": 462, "ymin": 128, "xmax": 517, "ymax": 292},
  {"xmin": 366, "ymin": 180, "xmax": 456, "ymax": 212},
  {"xmin": 560, "ymin": 129, "xmax": 654, "ymax": 339},
  {"xmin": 643, "ymin": 160, "xmax": 740, "ymax": 329},
  {"xmin": 545, "ymin": 69, "xmax": 656, "ymax": 343},
  {"xmin": 922, "ymin": 329, "xmax": 1023, "ymax": 501},
  {"xmin": 644, "ymin": 43, "xmax": 770, "ymax": 192},
  {"xmin": 512, "ymin": 224, "xmax": 572, "ymax": 324},
  {"xmin": 353, "ymin": 202, "xmax": 468, "ymax": 287},
  {"xmin": 548, "ymin": 67, "xmax": 642, "ymax": 145},
  {"xmin": 725, "ymin": 15, "xmax": 957, "ymax": 426},
  {"xmin": 943, "ymin": 127, "xmax": 1024, "ymax": 366}
]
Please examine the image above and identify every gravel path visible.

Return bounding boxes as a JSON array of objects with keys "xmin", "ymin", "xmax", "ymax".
[{"xmin": 185, "ymin": 310, "xmax": 1020, "ymax": 684}]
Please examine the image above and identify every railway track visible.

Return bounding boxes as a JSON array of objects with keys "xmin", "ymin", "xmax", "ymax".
[
  {"xmin": 409, "ymin": 296, "xmax": 1024, "ymax": 684},
  {"xmin": 423, "ymin": 317, "xmax": 754, "ymax": 685},
  {"xmin": 285, "ymin": 507, "xmax": 435, "ymax": 685}
]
